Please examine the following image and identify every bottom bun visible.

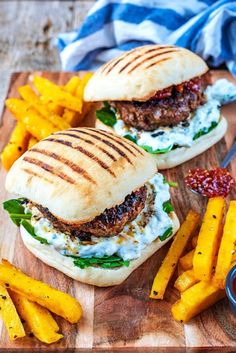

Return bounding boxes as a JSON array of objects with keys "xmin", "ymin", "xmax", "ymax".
[
  {"xmin": 20, "ymin": 212, "xmax": 179, "ymax": 287},
  {"xmin": 96, "ymin": 117, "xmax": 227, "ymax": 169}
]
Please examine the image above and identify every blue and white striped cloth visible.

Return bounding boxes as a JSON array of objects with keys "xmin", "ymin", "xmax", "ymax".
[{"xmin": 58, "ymin": 0, "xmax": 236, "ymax": 75}]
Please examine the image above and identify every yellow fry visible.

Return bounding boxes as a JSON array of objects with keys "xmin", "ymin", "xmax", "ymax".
[
  {"xmin": 65, "ymin": 76, "xmax": 81, "ymax": 95},
  {"xmin": 18, "ymin": 85, "xmax": 39, "ymax": 103},
  {"xmin": 193, "ymin": 197, "xmax": 225, "ymax": 281},
  {"xmin": 150, "ymin": 210, "xmax": 200, "ymax": 299},
  {"xmin": 177, "ymin": 263, "xmax": 184, "ymax": 276},
  {"xmin": 28, "ymin": 136, "xmax": 38, "ymax": 149},
  {"xmin": 10, "ymin": 291, "xmax": 63, "ymax": 344},
  {"xmin": 171, "ymin": 281, "xmax": 224, "ymax": 323},
  {"xmin": 0, "ymin": 284, "xmax": 25, "ymax": 340},
  {"xmin": 213, "ymin": 201, "xmax": 236, "ymax": 289},
  {"xmin": 19, "ymin": 85, "xmax": 70, "ymax": 130},
  {"xmin": 75, "ymin": 72, "xmax": 93, "ymax": 98},
  {"xmin": 46, "ymin": 101, "xmax": 64, "ymax": 116},
  {"xmin": 174, "ymin": 269, "xmax": 199, "ymax": 292},
  {"xmin": 1, "ymin": 121, "xmax": 29, "ymax": 170},
  {"xmin": 0, "ymin": 261, "xmax": 82, "ymax": 324},
  {"xmin": 191, "ymin": 235, "xmax": 198, "ymax": 248},
  {"xmin": 40, "ymin": 96, "xmax": 64, "ymax": 115},
  {"xmin": 6, "ymin": 98, "xmax": 58, "ymax": 140},
  {"xmin": 33, "ymin": 76, "xmax": 82, "ymax": 112},
  {"xmin": 63, "ymin": 108, "xmax": 79, "ymax": 126},
  {"xmin": 179, "ymin": 249, "xmax": 195, "ymax": 271}
]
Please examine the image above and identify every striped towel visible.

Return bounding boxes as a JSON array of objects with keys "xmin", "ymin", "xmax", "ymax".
[{"xmin": 58, "ymin": 0, "xmax": 236, "ymax": 75}]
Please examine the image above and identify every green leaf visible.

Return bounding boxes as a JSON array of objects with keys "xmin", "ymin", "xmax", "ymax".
[
  {"xmin": 163, "ymin": 200, "xmax": 174, "ymax": 214},
  {"xmin": 3, "ymin": 199, "xmax": 31, "ymax": 226},
  {"xmin": 20, "ymin": 220, "xmax": 49, "ymax": 245},
  {"xmin": 96, "ymin": 103, "xmax": 117, "ymax": 127},
  {"xmin": 193, "ymin": 121, "xmax": 218, "ymax": 141},
  {"xmin": 167, "ymin": 181, "xmax": 178, "ymax": 188},
  {"xmin": 163, "ymin": 177, "xmax": 178, "ymax": 188},
  {"xmin": 124, "ymin": 134, "xmax": 137, "ymax": 143},
  {"xmin": 140, "ymin": 144, "xmax": 173, "ymax": 154},
  {"xmin": 159, "ymin": 227, "xmax": 173, "ymax": 241},
  {"xmin": 73, "ymin": 255, "xmax": 130, "ymax": 269}
]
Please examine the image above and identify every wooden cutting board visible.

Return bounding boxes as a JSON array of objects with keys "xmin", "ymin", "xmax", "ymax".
[{"xmin": 0, "ymin": 71, "xmax": 236, "ymax": 351}]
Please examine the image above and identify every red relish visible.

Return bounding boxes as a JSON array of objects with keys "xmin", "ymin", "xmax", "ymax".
[{"xmin": 184, "ymin": 168, "xmax": 235, "ymax": 198}]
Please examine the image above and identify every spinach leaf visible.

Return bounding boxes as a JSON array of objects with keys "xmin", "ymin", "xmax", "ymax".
[
  {"xmin": 20, "ymin": 220, "xmax": 49, "ymax": 245},
  {"xmin": 3, "ymin": 199, "xmax": 31, "ymax": 226},
  {"xmin": 73, "ymin": 255, "xmax": 130, "ymax": 269},
  {"xmin": 123, "ymin": 134, "xmax": 137, "ymax": 143},
  {"xmin": 193, "ymin": 121, "xmax": 218, "ymax": 140},
  {"xmin": 163, "ymin": 177, "xmax": 178, "ymax": 188},
  {"xmin": 139, "ymin": 144, "xmax": 173, "ymax": 154},
  {"xmin": 159, "ymin": 227, "xmax": 173, "ymax": 241},
  {"xmin": 96, "ymin": 103, "xmax": 117, "ymax": 127},
  {"xmin": 163, "ymin": 200, "xmax": 174, "ymax": 214}
]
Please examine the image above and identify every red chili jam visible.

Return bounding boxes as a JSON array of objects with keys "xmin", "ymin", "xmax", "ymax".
[{"xmin": 184, "ymin": 168, "xmax": 236, "ymax": 198}]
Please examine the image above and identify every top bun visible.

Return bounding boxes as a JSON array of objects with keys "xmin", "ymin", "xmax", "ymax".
[
  {"xmin": 5, "ymin": 128, "xmax": 156, "ymax": 224},
  {"xmin": 84, "ymin": 45, "xmax": 208, "ymax": 102}
]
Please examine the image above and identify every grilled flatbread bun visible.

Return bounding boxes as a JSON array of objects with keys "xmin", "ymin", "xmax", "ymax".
[
  {"xmin": 84, "ymin": 45, "xmax": 208, "ymax": 102},
  {"xmin": 5, "ymin": 128, "xmax": 156, "ymax": 223},
  {"xmin": 96, "ymin": 117, "xmax": 227, "ymax": 169},
  {"xmin": 20, "ymin": 212, "xmax": 180, "ymax": 287}
]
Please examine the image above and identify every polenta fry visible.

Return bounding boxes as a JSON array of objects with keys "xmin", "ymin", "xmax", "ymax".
[
  {"xmin": 28, "ymin": 136, "xmax": 38, "ymax": 149},
  {"xmin": 65, "ymin": 76, "xmax": 81, "ymax": 95},
  {"xmin": 174, "ymin": 269, "xmax": 199, "ymax": 292},
  {"xmin": 10, "ymin": 291, "xmax": 63, "ymax": 344},
  {"xmin": 19, "ymin": 85, "xmax": 70, "ymax": 130},
  {"xmin": 150, "ymin": 210, "xmax": 200, "ymax": 299},
  {"xmin": 63, "ymin": 108, "xmax": 78, "ymax": 126},
  {"xmin": 193, "ymin": 197, "xmax": 225, "ymax": 281},
  {"xmin": 213, "ymin": 201, "xmax": 236, "ymax": 289},
  {"xmin": 0, "ymin": 261, "xmax": 82, "ymax": 324},
  {"xmin": 1, "ymin": 122, "xmax": 29, "ymax": 170},
  {"xmin": 0, "ymin": 284, "xmax": 25, "ymax": 340},
  {"xmin": 171, "ymin": 281, "xmax": 224, "ymax": 323},
  {"xmin": 179, "ymin": 249, "xmax": 195, "ymax": 271},
  {"xmin": 191, "ymin": 235, "xmax": 198, "ymax": 248},
  {"xmin": 75, "ymin": 72, "xmax": 93, "ymax": 98},
  {"xmin": 33, "ymin": 76, "xmax": 82, "ymax": 112},
  {"xmin": 6, "ymin": 98, "xmax": 58, "ymax": 140}
]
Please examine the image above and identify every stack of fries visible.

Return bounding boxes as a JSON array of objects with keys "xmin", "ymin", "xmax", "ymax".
[
  {"xmin": 150, "ymin": 198, "xmax": 236, "ymax": 322},
  {"xmin": 1, "ymin": 73, "xmax": 92, "ymax": 170},
  {"xmin": 0, "ymin": 260, "xmax": 82, "ymax": 344}
]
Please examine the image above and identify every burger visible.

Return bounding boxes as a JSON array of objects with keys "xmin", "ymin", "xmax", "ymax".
[
  {"xmin": 84, "ymin": 45, "xmax": 228, "ymax": 169},
  {"xmin": 4, "ymin": 128, "xmax": 179, "ymax": 286}
]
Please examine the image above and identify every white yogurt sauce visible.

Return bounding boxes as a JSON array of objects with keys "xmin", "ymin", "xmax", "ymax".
[
  {"xmin": 28, "ymin": 173, "xmax": 173, "ymax": 262},
  {"xmin": 112, "ymin": 79, "xmax": 236, "ymax": 152}
]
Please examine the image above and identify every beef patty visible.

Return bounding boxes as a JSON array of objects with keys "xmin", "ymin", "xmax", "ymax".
[
  {"xmin": 34, "ymin": 186, "xmax": 147, "ymax": 241},
  {"xmin": 111, "ymin": 76, "xmax": 207, "ymax": 131}
]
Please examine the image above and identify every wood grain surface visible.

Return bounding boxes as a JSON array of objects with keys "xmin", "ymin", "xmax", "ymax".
[{"xmin": 0, "ymin": 71, "xmax": 235, "ymax": 351}]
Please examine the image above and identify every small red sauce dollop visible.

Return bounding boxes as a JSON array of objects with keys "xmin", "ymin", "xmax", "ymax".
[{"xmin": 184, "ymin": 168, "xmax": 236, "ymax": 198}]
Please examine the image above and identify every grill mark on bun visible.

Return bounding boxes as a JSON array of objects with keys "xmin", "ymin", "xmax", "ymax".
[
  {"xmin": 22, "ymin": 168, "xmax": 53, "ymax": 184},
  {"xmin": 144, "ymin": 57, "xmax": 171, "ymax": 69},
  {"xmin": 118, "ymin": 46, "xmax": 175, "ymax": 74},
  {"xmin": 54, "ymin": 132, "xmax": 117, "ymax": 162},
  {"xmin": 69, "ymin": 129, "xmax": 134, "ymax": 165},
  {"xmin": 102, "ymin": 46, "xmax": 154, "ymax": 75},
  {"xmin": 88, "ymin": 128, "xmax": 143, "ymax": 156},
  {"xmin": 44, "ymin": 137, "xmax": 116, "ymax": 177},
  {"xmin": 127, "ymin": 49, "xmax": 178, "ymax": 73},
  {"xmin": 29, "ymin": 147, "xmax": 96, "ymax": 184},
  {"xmin": 105, "ymin": 57, "xmax": 125, "ymax": 74},
  {"xmin": 23, "ymin": 156, "xmax": 76, "ymax": 184}
]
